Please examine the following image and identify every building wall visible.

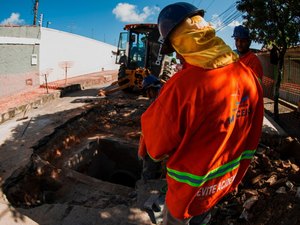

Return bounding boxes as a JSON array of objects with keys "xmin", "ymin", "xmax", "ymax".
[
  {"xmin": 0, "ymin": 26, "xmax": 41, "ymax": 97},
  {"xmin": 0, "ymin": 26, "xmax": 118, "ymax": 98},
  {"xmin": 39, "ymin": 28, "xmax": 118, "ymax": 84}
]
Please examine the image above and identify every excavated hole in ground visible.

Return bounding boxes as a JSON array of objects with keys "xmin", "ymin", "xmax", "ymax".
[
  {"xmin": 3, "ymin": 105, "xmax": 143, "ymax": 208},
  {"xmin": 71, "ymin": 138, "xmax": 142, "ymax": 188}
]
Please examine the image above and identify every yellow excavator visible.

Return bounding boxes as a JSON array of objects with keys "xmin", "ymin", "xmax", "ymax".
[{"xmin": 99, "ymin": 23, "xmax": 174, "ymax": 96}]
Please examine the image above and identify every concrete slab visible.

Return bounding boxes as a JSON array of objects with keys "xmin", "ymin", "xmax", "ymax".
[
  {"xmin": 261, "ymin": 112, "xmax": 288, "ymax": 146},
  {"xmin": 0, "ymin": 202, "xmax": 38, "ymax": 225},
  {"xmin": 263, "ymin": 113, "xmax": 288, "ymax": 136}
]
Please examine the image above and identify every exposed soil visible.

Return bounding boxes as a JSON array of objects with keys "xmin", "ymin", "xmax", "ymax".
[
  {"xmin": 1, "ymin": 89, "xmax": 300, "ymax": 225},
  {"xmin": 210, "ymin": 138, "xmax": 300, "ymax": 225}
]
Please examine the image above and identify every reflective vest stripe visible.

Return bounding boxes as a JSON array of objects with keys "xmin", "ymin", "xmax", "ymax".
[
  {"xmin": 256, "ymin": 77, "xmax": 262, "ymax": 87},
  {"xmin": 167, "ymin": 149, "xmax": 256, "ymax": 187},
  {"xmin": 258, "ymin": 77, "xmax": 262, "ymax": 85}
]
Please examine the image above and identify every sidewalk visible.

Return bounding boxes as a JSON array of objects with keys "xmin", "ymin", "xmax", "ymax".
[{"xmin": 0, "ymin": 70, "xmax": 118, "ymax": 124}]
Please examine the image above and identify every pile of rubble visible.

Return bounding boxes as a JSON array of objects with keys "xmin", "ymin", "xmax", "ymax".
[{"xmin": 210, "ymin": 137, "xmax": 300, "ymax": 225}]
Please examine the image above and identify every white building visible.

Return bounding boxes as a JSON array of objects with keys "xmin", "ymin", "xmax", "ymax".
[{"xmin": 0, "ymin": 26, "xmax": 118, "ymax": 97}]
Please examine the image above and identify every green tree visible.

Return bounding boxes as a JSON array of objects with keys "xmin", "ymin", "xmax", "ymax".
[{"xmin": 236, "ymin": 0, "xmax": 300, "ymax": 120}]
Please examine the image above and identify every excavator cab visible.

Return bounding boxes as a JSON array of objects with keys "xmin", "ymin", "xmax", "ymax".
[
  {"xmin": 117, "ymin": 32, "xmax": 145, "ymax": 69},
  {"xmin": 99, "ymin": 24, "xmax": 171, "ymax": 96},
  {"xmin": 116, "ymin": 24, "xmax": 164, "ymax": 75}
]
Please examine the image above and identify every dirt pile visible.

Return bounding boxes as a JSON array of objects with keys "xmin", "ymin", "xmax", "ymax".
[{"xmin": 210, "ymin": 137, "xmax": 300, "ymax": 225}]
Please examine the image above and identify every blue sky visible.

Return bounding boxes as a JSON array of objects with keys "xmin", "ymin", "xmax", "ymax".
[{"xmin": 0, "ymin": 0, "xmax": 262, "ymax": 49}]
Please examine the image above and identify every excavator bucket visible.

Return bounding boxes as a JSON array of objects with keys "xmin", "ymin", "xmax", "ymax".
[{"xmin": 98, "ymin": 76, "xmax": 132, "ymax": 96}]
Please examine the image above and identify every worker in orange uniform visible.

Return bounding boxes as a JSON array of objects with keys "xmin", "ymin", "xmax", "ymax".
[
  {"xmin": 138, "ymin": 2, "xmax": 264, "ymax": 225},
  {"xmin": 232, "ymin": 25, "xmax": 264, "ymax": 81}
]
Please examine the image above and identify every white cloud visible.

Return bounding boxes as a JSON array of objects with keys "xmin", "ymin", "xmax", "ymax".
[
  {"xmin": 210, "ymin": 14, "xmax": 241, "ymax": 31},
  {"xmin": 1, "ymin": 13, "xmax": 25, "ymax": 25},
  {"xmin": 210, "ymin": 14, "xmax": 223, "ymax": 29},
  {"xmin": 112, "ymin": 3, "xmax": 160, "ymax": 23},
  {"xmin": 228, "ymin": 20, "xmax": 241, "ymax": 27}
]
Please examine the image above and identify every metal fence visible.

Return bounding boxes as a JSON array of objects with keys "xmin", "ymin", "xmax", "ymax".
[{"xmin": 259, "ymin": 47, "xmax": 300, "ymax": 107}]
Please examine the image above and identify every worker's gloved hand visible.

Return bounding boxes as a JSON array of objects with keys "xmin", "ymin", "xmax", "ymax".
[
  {"xmin": 142, "ymin": 155, "xmax": 162, "ymax": 182},
  {"xmin": 142, "ymin": 75, "xmax": 162, "ymax": 99},
  {"xmin": 142, "ymin": 75, "xmax": 161, "ymax": 90}
]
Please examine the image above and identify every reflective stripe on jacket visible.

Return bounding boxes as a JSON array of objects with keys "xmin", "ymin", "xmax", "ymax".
[
  {"xmin": 139, "ymin": 61, "xmax": 264, "ymax": 219},
  {"xmin": 167, "ymin": 149, "xmax": 255, "ymax": 187}
]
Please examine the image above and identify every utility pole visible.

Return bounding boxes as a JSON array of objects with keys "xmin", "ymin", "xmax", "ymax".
[{"xmin": 33, "ymin": 0, "xmax": 39, "ymax": 25}]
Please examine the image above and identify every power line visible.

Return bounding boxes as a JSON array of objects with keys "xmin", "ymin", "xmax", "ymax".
[
  {"xmin": 210, "ymin": 2, "xmax": 236, "ymax": 24},
  {"xmin": 196, "ymin": 0, "xmax": 216, "ymax": 11},
  {"xmin": 205, "ymin": 0, "xmax": 216, "ymax": 11},
  {"xmin": 216, "ymin": 11, "xmax": 242, "ymax": 32},
  {"xmin": 207, "ymin": 1, "xmax": 242, "ymax": 32},
  {"xmin": 216, "ymin": 2, "xmax": 237, "ymax": 20},
  {"xmin": 194, "ymin": 0, "xmax": 242, "ymax": 32}
]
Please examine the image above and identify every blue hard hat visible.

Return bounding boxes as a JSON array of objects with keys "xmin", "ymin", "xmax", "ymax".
[
  {"xmin": 232, "ymin": 25, "xmax": 250, "ymax": 39},
  {"xmin": 158, "ymin": 2, "xmax": 205, "ymax": 54}
]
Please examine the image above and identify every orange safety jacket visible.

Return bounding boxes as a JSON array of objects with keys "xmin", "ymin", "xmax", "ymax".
[
  {"xmin": 239, "ymin": 51, "xmax": 264, "ymax": 81},
  {"xmin": 139, "ymin": 61, "xmax": 264, "ymax": 219}
]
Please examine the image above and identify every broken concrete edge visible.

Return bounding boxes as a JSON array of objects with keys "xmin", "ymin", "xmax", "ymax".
[
  {"xmin": 263, "ymin": 112, "xmax": 288, "ymax": 136},
  {"xmin": 59, "ymin": 84, "xmax": 82, "ymax": 97},
  {"xmin": 0, "ymin": 91, "xmax": 61, "ymax": 125},
  {"xmin": 260, "ymin": 111, "xmax": 291, "ymax": 148},
  {"xmin": 63, "ymin": 168, "xmax": 134, "ymax": 197},
  {"xmin": 0, "ymin": 83, "xmax": 87, "ymax": 125}
]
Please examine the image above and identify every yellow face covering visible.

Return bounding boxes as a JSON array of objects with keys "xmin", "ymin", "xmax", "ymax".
[{"xmin": 170, "ymin": 15, "xmax": 238, "ymax": 69}]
